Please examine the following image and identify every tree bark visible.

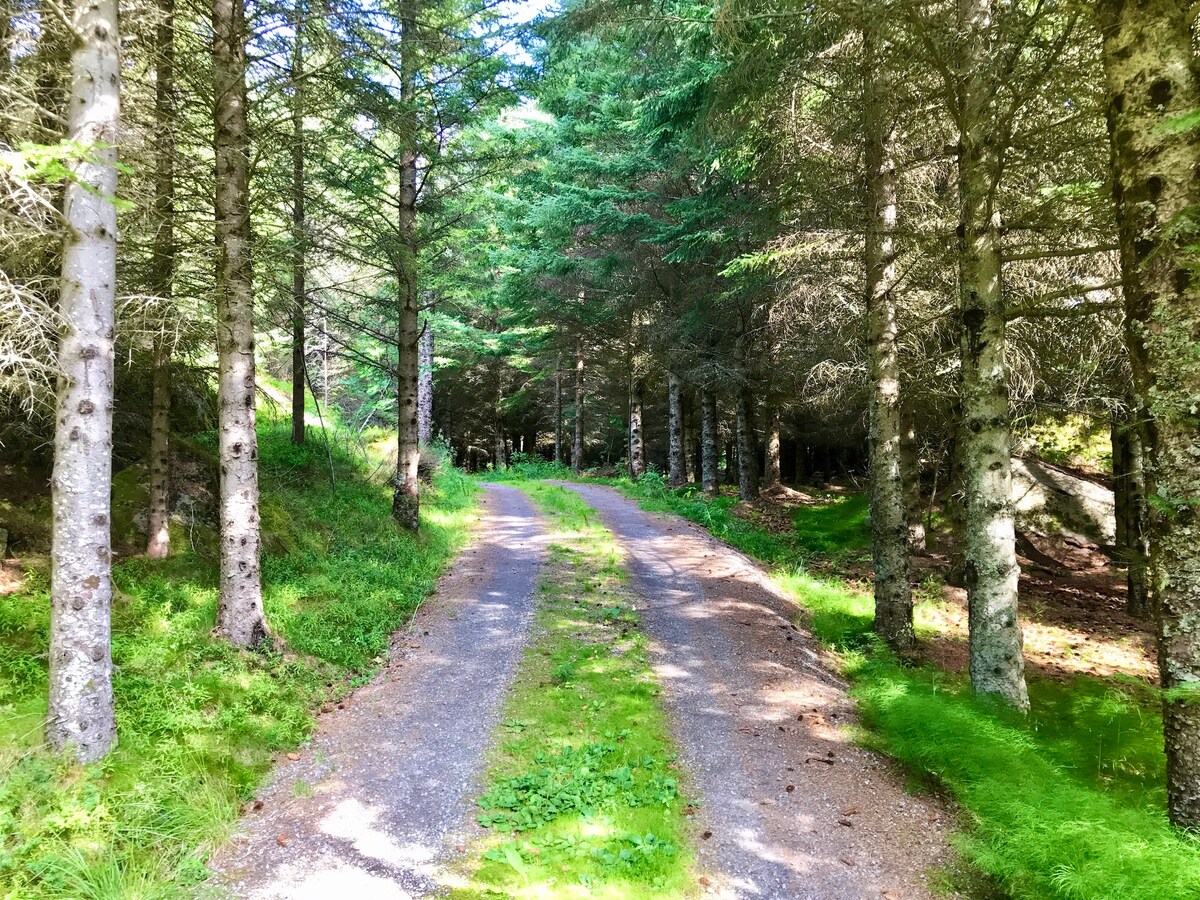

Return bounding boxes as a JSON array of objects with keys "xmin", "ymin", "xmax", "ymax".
[
  {"xmin": 146, "ymin": 0, "xmax": 176, "ymax": 561},
  {"xmin": 763, "ymin": 404, "xmax": 781, "ymax": 490},
  {"xmin": 554, "ymin": 349, "xmax": 563, "ymax": 464},
  {"xmin": 701, "ymin": 389, "xmax": 718, "ymax": 496},
  {"xmin": 213, "ymin": 0, "xmax": 266, "ymax": 647},
  {"xmin": 667, "ymin": 372, "xmax": 684, "ymax": 486},
  {"xmin": 864, "ymin": 30, "xmax": 914, "ymax": 652},
  {"xmin": 391, "ymin": 0, "xmax": 420, "ymax": 529},
  {"xmin": 418, "ymin": 317, "xmax": 433, "ymax": 445},
  {"xmin": 47, "ymin": 0, "xmax": 120, "ymax": 761},
  {"xmin": 736, "ymin": 389, "xmax": 759, "ymax": 501},
  {"xmin": 956, "ymin": 0, "xmax": 1027, "ymax": 710},
  {"xmin": 573, "ymin": 338, "xmax": 585, "ymax": 474},
  {"xmin": 290, "ymin": 0, "xmax": 306, "ymax": 447},
  {"xmin": 1096, "ymin": 0, "xmax": 1200, "ymax": 829},
  {"xmin": 628, "ymin": 376, "xmax": 645, "ymax": 480},
  {"xmin": 901, "ymin": 419, "xmax": 926, "ymax": 553}
]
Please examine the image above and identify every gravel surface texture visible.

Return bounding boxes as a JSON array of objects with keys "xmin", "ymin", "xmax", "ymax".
[
  {"xmin": 557, "ymin": 482, "xmax": 954, "ymax": 900},
  {"xmin": 207, "ymin": 484, "xmax": 546, "ymax": 899}
]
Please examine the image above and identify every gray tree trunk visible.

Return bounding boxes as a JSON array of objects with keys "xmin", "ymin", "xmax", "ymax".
[
  {"xmin": 864, "ymin": 31, "xmax": 914, "ymax": 652},
  {"xmin": 554, "ymin": 350, "xmax": 563, "ymax": 464},
  {"xmin": 628, "ymin": 377, "xmax": 645, "ymax": 480},
  {"xmin": 956, "ymin": 0, "xmax": 1027, "ymax": 710},
  {"xmin": 573, "ymin": 339, "xmax": 584, "ymax": 474},
  {"xmin": 901, "ymin": 419, "xmax": 926, "ymax": 553},
  {"xmin": 417, "ymin": 317, "xmax": 433, "ymax": 446},
  {"xmin": 213, "ymin": 0, "xmax": 266, "ymax": 647},
  {"xmin": 736, "ymin": 389, "xmax": 759, "ymax": 501},
  {"xmin": 290, "ymin": 0, "xmax": 306, "ymax": 447},
  {"xmin": 667, "ymin": 372, "xmax": 684, "ymax": 486},
  {"xmin": 47, "ymin": 0, "xmax": 120, "ymax": 761},
  {"xmin": 763, "ymin": 405, "xmax": 781, "ymax": 489},
  {"xmin": 701, "ymin": 390, "xmax": 718, "ymax": 496},
  {"xmin": 392, "ymin": 0, "xmax": 421, "ymax": 529},
  {"xmin": 1097, "ymin": 0, "xmax": 1200, "ymax": 829},
  {"xmin": 146, "ymin": 0, "xmax": 176, "ymax": 561}
]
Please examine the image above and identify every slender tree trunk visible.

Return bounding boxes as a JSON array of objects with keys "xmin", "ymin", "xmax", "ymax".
[
  {"xmin": 901, "ymin": 418, "xmax": 927, "ymax": 553},
  {"xmin": 1110, "ymin": 407, "xmax": 1150, "ymax": 618},
  {"xmin": 213, "ymin": 0, "xmax": 265, "ymax": 647},
  {"xmin": 701, "ymin": 389, "xmax": 718, "ymax": 496},
  {"xmin": 864, "ymin": 32, "xmax": 914, "ymax": 652},
  {"xmin": 763, "ymin": 404, "xmax": 781, "ymax": 489},
  {"xmin": 392, "ymin": 0, "xmax": 420, "ymax": 529},
  {"xmin": 417, "ymin": 317, "xmax": 433, "ymax": 445},
  {"xmin": 573, "ymin": 339, "xmax": 584, "ymax": 474},
  {"xmin": 290, "ymin": 0, "xmax": 306, "ymax": 447},
  {"xmin": 628, "ymin": 377, "xmax": 645, "ymax": 480},
  {"xmin": 725, "ymin": 434, "xmax": 737, "ymax": 487},
  {"xmin": 957, "ymin": 0, "xmax": 1027, "ymax": 710},
  {"xmin": 554, "ymin": 350, "xmax": 563, "ymax": 464},
  {"xmin": 1097, "ymin": 0, "xmax": 1200, "ymax": 829},
  {"xmin": 736, "ymin": 389, "xmax": 759, "ymax": 501},
  {"xmin": 48, "ymin": 0, "xmax": 120, "ymax": 761},
  {"xmin": 146, "ymin": 0, "xmax": 176, "ymax": 561},
  {"xmin": 667, "ymin": 372, "xmax": 684, "ymax": 486},
  {"xmin": 493, "ymin": 381, "xmax": 505, "ymax": 471}
]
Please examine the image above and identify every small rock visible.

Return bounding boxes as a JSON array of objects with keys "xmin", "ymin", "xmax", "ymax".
[
  {"xmin": 276, "ymin": 834, "xmax": 290, "ymax": 847},
  {"xmin": 785, "ymin": 784, "xmax": 795, "ymax": 793},
  {"xmin": 287, "ymin": 752, "xmax": 300, "ymax": 761},
  {"xmin": 838, "ymin": 818, "xmax": 853, "ymax": 827},
  {"xmin": 698, "ymin": 876, "xmax": 712, "ymax": 887}
]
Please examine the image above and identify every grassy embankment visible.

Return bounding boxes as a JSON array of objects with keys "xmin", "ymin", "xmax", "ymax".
[
  {"xmin": 490, "ymin": 457, "xmax": 1200, "ymax": 900},
  {"xmin": 449, "ymin": 480, "xmax": 697, "ymax": 900},
  {"xmin": 0, "ymin": 424, "xmax": 476, "ymax": 899}
]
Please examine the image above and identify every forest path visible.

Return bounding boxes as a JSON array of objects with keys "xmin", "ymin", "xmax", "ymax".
[
  {"xmin": 555, "ymin": 483, "xmax": 953, "ymax": 900},
  {"xmin": 207, "ymin": 484, "xmax": 546, "ymax": 899}
]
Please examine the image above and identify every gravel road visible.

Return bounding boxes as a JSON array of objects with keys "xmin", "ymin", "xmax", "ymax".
[
  {"xmin": 207, "ymin": 484, "xmax": 545, "ymax": 899},
  {"xmin": 558, "ymin": 483, "xmax": 952, "ymax": 900}
]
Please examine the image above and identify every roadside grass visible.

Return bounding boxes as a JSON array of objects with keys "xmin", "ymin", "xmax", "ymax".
[
  {"xmin": 493, "ymin": 469, "xmax": 1200, "ymax": 900},
  {"xmin": 448, "ymin": 481, "xmax": 697, "ymax": 900},
  {"xmin": 0, "ymin": 423, "xmax": 476, "ymax": 899}
]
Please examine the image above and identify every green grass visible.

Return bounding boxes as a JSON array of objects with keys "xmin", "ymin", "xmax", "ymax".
[
  {"xmin": 448, "ymin": 482, "xmax": 697, "ymax": 900},
  {"xmin": 495, "ymin": 470, "xmax": 1200, "ymax": 900},
  {"xmin": 0, "ymin": 424, "xmax": 476, "ymax": 899}
]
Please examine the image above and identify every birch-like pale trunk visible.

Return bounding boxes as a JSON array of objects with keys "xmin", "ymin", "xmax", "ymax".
[
  {"xmin": 864, "ymin": 33, "xmax": 914, "ymax": 651},
  {"xmin": 701, "ymin": 389, "xmax": 718, "ymax": 496},
  {"xmin": 392, "ymin": 0, "xmax": 421, "ymax": 529},
  {"xmin": 213, "ymin": 0, "xmax": 265, "ymax": 646},
  {"xmin": 417, "ymin": 318, "xmax": 433, "ymax": 445},
  {"xmin": 736, "ymin": 389, "xmax": 758, "ymax": 501},
  {"xmin": 146, "ymin": 0, "xmax": 176, "ymax": 561},
  {"xmin": 290, "ymin": 0, "xmax": 306, "ymax": 447},
  {"xmin": 573, "ymin": 339, "xmax": 584, "ymax": 474},
  {"xmin": 48, "ymin": 0, "xmax": 120, "ymax": 761},
  {"xmin": 1097, "ymin": 0, "xmax": 1200, "ymax": 828},
  {"xmin": 956, "ymin": 0, "xmax": 1027, "ymax": 709},
  {"xmin": 667, "ymin": 372, "xmax": 684, "ymax": 486},
  {"xmin": 628, "ymin": 377, "xmax": 645, "ymax": 480}
]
